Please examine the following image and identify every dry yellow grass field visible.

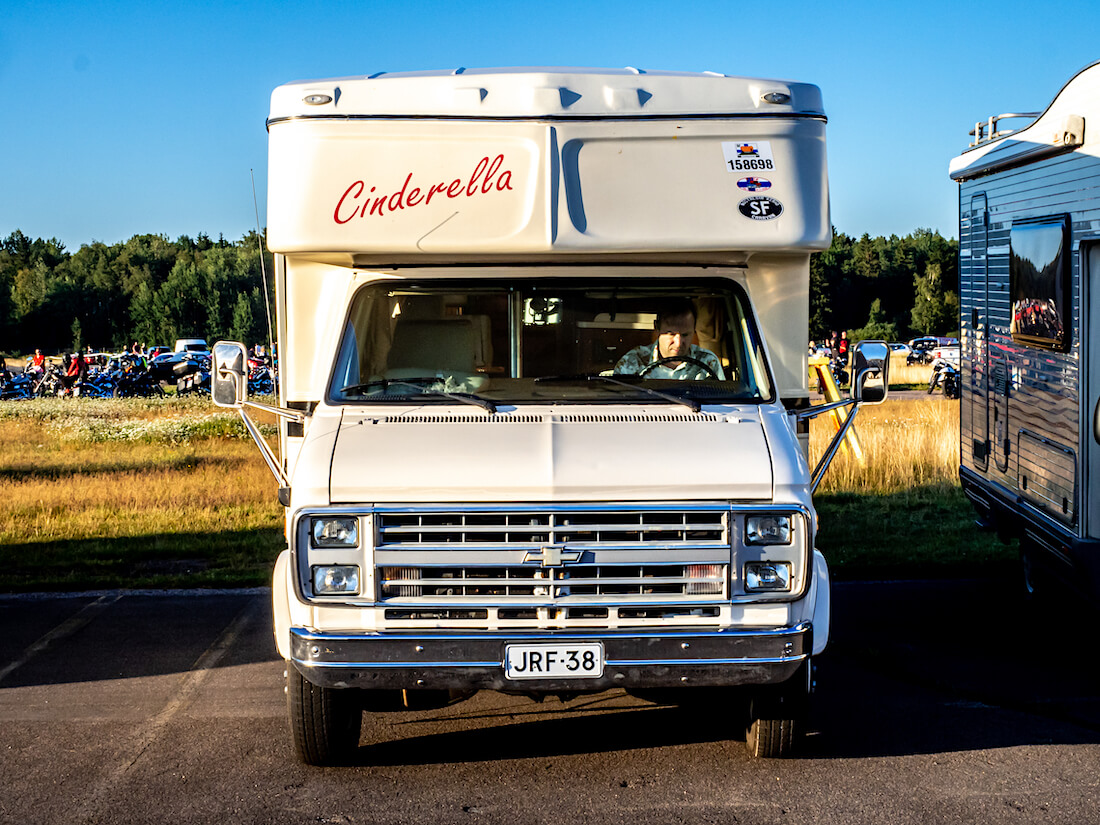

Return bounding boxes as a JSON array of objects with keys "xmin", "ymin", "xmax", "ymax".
[
  {"xmin": 810, "ymin": 396, "xmax": 959, "ymax": 493},
  {"xmin": 0, "ymin": 388, "xmax": 1003, "ymax": 590},
  {"xmin": 0, "ymin": 398, "xmax": 283, "ymax": 589}
]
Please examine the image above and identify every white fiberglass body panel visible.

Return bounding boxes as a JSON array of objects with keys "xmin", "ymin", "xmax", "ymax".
[
  {"xmin": 266, "ymin": 69, "xmax": 829, "ymax": 264},
  {"xmin": 268, "ymin": 119, "xmax": 828, "ymax": 260},
  {"xmin": 328, "ymin": 407, "xmax": 774, "ymax": 503}
]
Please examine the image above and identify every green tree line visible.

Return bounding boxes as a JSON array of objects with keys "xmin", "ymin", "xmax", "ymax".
[
  {"xmin": 810, "ymin": 227, "xmax": 959, "ymax": 344},
  {"xmin": 0, "ymin": 230, "xmax": 274, "ymax": 354},
  {"xmin": 0, "ymin": 226, "xmax": 958, "ymax": 355}
]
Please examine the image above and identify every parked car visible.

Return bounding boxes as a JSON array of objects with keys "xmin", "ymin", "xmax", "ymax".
[
  {"xmin": 907, "ymin": 337, "xmax": 938, "ymax": 364},
  {"xmin": 930, "ymin": 344, "xmax": 960, "ymax": 367},
  {"xmin": 888, "ymin": 342, "xmax": 911, "ymax": 356},
  {"xmin": 174, "ymin": 338, "xmax": 210, "ymax": 354}
]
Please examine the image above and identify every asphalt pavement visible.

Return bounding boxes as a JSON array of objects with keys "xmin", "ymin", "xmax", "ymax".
[{"xmin": 0, "ymin": 577, "xmax": 1097, "ymax": 825}]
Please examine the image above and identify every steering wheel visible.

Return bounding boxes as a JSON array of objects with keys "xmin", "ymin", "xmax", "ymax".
[{"xmin": 638, "ymin": 355, "xmax": 720, "ymax": 380}]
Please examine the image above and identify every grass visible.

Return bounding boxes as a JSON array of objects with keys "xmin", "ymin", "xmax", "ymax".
[
  {"xmin": 810, "ymin": 396, "xmax": 1015, "ymax": 579},
  {"xmin": 0, "ymin": 397, "xmax": 283, "ymax": 591},
  {"xmin": 0, "ymin": 391, "xmax": 1013, "ymax": 592}
]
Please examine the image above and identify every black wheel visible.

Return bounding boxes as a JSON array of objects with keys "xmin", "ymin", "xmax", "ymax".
[
  {"xmin": 638, "ymin": 354, "xmax": 720, "ymax": 379},
  {"xmin": 745, "ymin": 661, "xmax": 810, "ymax": 758},
  {"xmin": 287, "ymin": 665, "xmax": 362, "ymax": 765}
]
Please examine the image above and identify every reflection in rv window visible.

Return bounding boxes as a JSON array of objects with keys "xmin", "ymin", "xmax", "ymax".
[
  {"xmin": 1009, "ymin": 216, "xmax": 1070, "ymax": 351},
  {"xmin": 328, "ymin": 277, "xmax": 774, "ymax": 406}
]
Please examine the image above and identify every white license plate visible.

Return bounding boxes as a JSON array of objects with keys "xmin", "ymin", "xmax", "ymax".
[{"xmin": 504, "ymin": 643, "xmax": 604, "ymax": 680}]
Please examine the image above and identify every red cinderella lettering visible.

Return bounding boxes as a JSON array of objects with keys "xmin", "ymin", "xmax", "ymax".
[{"xmin": 332, "ymin": 154, "xmax": 515, "ymax": 224}]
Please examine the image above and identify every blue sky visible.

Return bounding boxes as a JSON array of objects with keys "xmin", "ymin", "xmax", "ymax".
[{"xmin": 3, "ymin": 0, "xmax": 1099, "ymax": 251}]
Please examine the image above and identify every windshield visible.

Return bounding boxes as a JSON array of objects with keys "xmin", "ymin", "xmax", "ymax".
[{"xmin": 329, "ymin": 277, "xmax": 773, "ymax": 407}]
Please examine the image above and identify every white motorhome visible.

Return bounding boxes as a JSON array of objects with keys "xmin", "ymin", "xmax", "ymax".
[
  {"xmin": 949, "ymin": 61, "xmax": 1100, "ymax": 599},
  {"xmin": 213, "ymin": 67, "xmax": 888, "ymax": 764}
]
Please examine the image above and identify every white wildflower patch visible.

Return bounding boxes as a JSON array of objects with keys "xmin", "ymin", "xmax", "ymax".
[
  {"xmin": 43, "ymin": 408, "xmax": 276, "ymax": 444},
  {"xmin": 2, "ymin": 396, "xmax": 277, "ymax": 443}
]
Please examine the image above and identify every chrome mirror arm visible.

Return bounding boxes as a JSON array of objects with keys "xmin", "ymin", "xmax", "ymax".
[{"xmin": 790, "ymin": 398, "xmax": 862, "ymax": 494}]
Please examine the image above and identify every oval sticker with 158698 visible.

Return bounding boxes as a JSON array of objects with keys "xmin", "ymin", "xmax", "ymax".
[{"xmin": 739, "ymin": 196, "xmax": 783, "ymax": 220}]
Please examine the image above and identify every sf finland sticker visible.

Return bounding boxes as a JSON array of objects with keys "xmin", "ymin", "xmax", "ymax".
[
  {"xmin": 737, "ymin": 177, "xmax": 772, "ymax": 192},
  {"xmin": 739, "ymin": 196, "xmax": 783, "ymax": 220}
]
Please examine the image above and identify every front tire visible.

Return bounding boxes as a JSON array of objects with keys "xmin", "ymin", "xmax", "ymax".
[
  {"xmin": 745, "ymin": 661, "xmax": 810, "ymax": 758},
  {"xmin": 287, "ymin": 665, "xmax": 362, "ymax": 766}
]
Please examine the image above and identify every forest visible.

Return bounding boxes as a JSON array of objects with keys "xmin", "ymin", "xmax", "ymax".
[{"xmin": 0, "ymin": 227, "xmax": 958, "ymax": 355}]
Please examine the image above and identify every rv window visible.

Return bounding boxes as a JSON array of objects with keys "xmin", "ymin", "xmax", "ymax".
[
  {"xmin": 1009, "ymin": 216, "xmax": 1070, "ymax": 351},
  {"xmin": 327, "ymin": 277, "xmax": 774, "ymax": 406}
]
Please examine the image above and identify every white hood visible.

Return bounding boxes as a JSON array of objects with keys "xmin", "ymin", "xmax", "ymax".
[{"xmin": 328, "ymin": 408, "xmax": 773, "ymax": 503}]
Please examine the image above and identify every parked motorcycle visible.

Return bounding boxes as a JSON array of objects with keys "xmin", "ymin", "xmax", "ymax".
[
  {"xmin": 927, "ymin": 358, "xmax": 960, "ymax": 399},
  {"xmin": 113, "ymin": 355, "xmax": 165, "ymax": 398},
  {"xmin": 247, "ymin": 361, "xmax": 274, "ymax": 396},
  {"xmin": 830, "ymin": 355, "xmax": 849, "ymax": 387},
  {"xmin": 0, "ymin": 369, "xmax": 35, "ymax": 400},
  {"xmin": 33, "ymin": 365, "xmax": 67, "ymax": 397},
  {"xmin": 174, "ymin": 354, "xmax": 211, "ymax": 396},
  {"xmin": 75, "ymin": 366, "xmax": 117, "ymax": 398}
]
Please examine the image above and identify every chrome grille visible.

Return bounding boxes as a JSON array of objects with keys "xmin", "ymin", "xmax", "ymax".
[
  {"xmin": 372, "ymin": 506, "xmax": 731, "ymax": 627},
  {"xmin": 377, "ymin": 509, "xmax": 727, "ymax": 548},
  {"xmin": 379, "ymin": 564, "xmax": 727, "ymax": 599}
]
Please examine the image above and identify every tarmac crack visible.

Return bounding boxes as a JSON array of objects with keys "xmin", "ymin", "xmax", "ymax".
[
  {"xmin": 72, "ymin": 596, "xmax": 263, "ymax": 825},
  {"xmin": 0, "ymin": 594, "xmax": 121, "ymax": 686}
]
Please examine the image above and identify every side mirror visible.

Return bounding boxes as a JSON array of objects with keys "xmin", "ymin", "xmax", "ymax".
[
  {"xmin": 212, "ymin": 341, "xmax": 248, "ymax": 408},
  {"xmin": 851, "ymin": 340, "xmax": 890, "ymax": 404}
]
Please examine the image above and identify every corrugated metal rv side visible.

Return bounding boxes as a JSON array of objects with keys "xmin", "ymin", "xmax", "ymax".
[{"xmin": 950, "ymin": 61, "xmax": 1100, "ymax": 595}]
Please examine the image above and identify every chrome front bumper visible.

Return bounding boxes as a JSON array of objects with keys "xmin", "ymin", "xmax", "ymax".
[{"xmin": 289, "ymin": 622, "xmax": 812, "ymax": 691}]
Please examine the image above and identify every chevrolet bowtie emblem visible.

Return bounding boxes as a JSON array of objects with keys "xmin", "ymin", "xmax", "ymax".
[{"xmin": 523, "ymin": 546, "xmax": 582, "ymax": 567}]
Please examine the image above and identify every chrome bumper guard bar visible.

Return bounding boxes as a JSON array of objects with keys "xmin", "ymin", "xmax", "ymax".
[{"xmin": 289, "ymin": 622, "xmax": 812, "ymax": 691}]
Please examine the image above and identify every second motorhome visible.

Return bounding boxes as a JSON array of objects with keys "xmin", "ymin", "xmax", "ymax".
[
  {"xmin": 213, "ymin": 67, "xmax": 888, "ymax": 764},
  {"xmin": 950, "ymin": 61, "xmax": 1100, "ymax": 598}
]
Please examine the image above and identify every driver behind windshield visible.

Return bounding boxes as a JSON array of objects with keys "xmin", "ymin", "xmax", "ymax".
[{"xmin": 614, "ymin": 299, "xmax": 725, "ymax": 380}]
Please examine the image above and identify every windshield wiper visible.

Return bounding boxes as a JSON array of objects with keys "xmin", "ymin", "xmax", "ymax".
[
  {"xmin": 339, "ymin": 378, "xmax": 496, "ymax": 413},
  {"xmin": 535, "ymin": 373, "xmax": 701, "ymax": 413}
]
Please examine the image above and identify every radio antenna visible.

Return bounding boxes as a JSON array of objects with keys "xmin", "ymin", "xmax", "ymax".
[{"xmin": 250, "ymin": 168, "xmax": 275, "ymax": 353}]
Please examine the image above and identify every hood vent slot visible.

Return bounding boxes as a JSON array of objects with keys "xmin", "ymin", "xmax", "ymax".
[
  {"xmin": 555, "ymin": 413, "xmax": 722, "ymax": 423},
  {"xmin": 378, "ymin": 413, "xmax": 724, "ymax": 424},
  {"xmin": 379, "ymin": 415, "xmax": 544, "ymax": 424}
]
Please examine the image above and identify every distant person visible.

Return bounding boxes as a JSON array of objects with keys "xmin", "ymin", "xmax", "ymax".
[{"xmin": 62, "ymin": 352, "xmax": 85, "ymax": 394}]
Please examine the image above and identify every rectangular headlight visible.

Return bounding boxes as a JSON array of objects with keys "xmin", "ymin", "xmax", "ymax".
[
  {"xmin": 311, "ymin": 517, "xmax": 359, "ymax": 548},
  {"xmin": 745, "ymin": 515, "xmax": 792, "ymax": 545},
  {"xmin": 312, "ymin": 565, "xmax": 360, "ymax": 595},
  {"xmin": 744, "ymin": 561, "xmax": 792, "ymax": 592}
]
